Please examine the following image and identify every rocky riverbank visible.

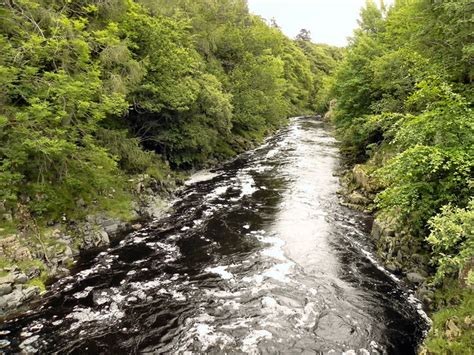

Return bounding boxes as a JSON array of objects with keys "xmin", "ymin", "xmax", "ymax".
[
  {"xmin": 0, "ymin": 175, "xmax": 172, "ymax": 319},
  {"xmin": 338, "ymin": 164, "xmax": 436, "ymax": 307}
]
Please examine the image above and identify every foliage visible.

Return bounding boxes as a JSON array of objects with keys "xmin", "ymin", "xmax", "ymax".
[
  {"xmin": 427, "ymin": 201, "xmax": 474, "ymax": 285},
  {"xmin": 1, "ymin": 0, "xmax": 336, "ymax": 233}
]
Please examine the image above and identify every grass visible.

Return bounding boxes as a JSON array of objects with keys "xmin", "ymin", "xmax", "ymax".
[{"xmin": 421, "ymin": 282, "xmax": 474, "ymax": 354}]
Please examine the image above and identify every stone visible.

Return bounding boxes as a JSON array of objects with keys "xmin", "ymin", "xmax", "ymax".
[
  {"xmin": 26, "ymin": 266, "xmax": 41, "ymax": 278},
  {"xmin": 0, "ymin": 289, "xmax": 23, "ymax": 310},
  {"xmin": 371, "ymin": 217, "xmax": 397, "ymax": 241},
  {"xmin": 132, "ymin": 223, "xmax": 142, "ymax": 230},
  {"xmin": 103, "ymin": 223, "xmax": 121, "ymax": 235},
  {"xmin": 385, "ymin": 264, "xmax": 399, "ymax": 273},
  {"xmin": 352, "ymin": 165, "xmax": 373, "ymax": 191},
  {"xmin": 0, "ymin": 236, "xmax": 31, "ymax": 261},
  {"xmin": 63, "ymin": 245, "xmax": 73, "ymax": 257},
  {"xmin": 0, "ymin": 284, "xmax": 12, "ymax": 296},
  {"xmin": 347, "ymin": 191, "xmax": 371, "ymax": 206},
  {"xmin": 14, "ymin": 273, "xmax": 28, "ymax": 284},
  {"xmin": 406, "ymin": 272, "xmax": 426, "ymax": 285},
  {"xmin": 97, "ymin": 230, "xmax": 110, "ymax": 246},
  {"xmin": 0, "ymin": 274, "xmax": 13, "ymax": 285},
  {"xmin": 2, "ymin": 213, "xmax": 13, "ymax": 222}
]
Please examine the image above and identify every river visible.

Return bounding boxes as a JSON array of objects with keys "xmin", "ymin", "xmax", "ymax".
[{"xmin": 0, "ymin": 118, "xmax": 429, "ymax": 354}]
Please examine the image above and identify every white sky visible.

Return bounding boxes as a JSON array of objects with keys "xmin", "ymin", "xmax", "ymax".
[{"xmin": 248, "ymin": 0, "xmax": 394, "ymax": 46}]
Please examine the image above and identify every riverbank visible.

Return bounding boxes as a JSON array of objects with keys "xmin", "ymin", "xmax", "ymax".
[
  {"xmin": 0, "ymin": 174, "xmax": 173, "ymax": 319},
  {"xmin": 337, "ymin": 158, "xmax": 473, "ymax": 353},
  {"xmin": 0, "ymin": 121, "xmax": 290, "ymax": 319}
]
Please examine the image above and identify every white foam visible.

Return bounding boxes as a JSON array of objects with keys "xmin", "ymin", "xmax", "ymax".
[
  {"xmin": 238, "ymin": 173, "xmax": 257, "ymax": 198},
  {"xmin": 185, "ymin": 171, "xmax": 219, "ymax": 186},
  {"xmin": 265, "ymin": 149, "xmax": 279, "ymax": 159},
  {"xmin": 262, "ymin": 262, "xmax": 293, "ymax": 283},
  {"xmin": 206, "ymin": 266, "xmax": 234, "ymax": 280},
  {"xmin": 241, "ymin": 330, "xmax": 273, "ymax": 353}
]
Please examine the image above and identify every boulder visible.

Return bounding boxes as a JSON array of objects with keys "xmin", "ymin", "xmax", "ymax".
[
  {"xmin": 0, "ymin": 286, "xmax": 39, "ymax": 313},
  {"xmin": 371, "ymin": 217, "xmax": 397, "ymax": 240},
  {"xmin": 0, "ymin": 236, "xmax": 32, "ymax": 262},
  {"xmin": 347, "ymin": 191, "xmax": 371, "ymax": 206},
  {"xmin": 14, "ymin": 273, "xmax": 28, "ymax": 284},
  {"xmin": 0, "ymin": 284, "xmax": 12, "ymax": 296},
  {"xmin": 406, "ymin": 272, "xmax": 426, "ymax": 285},
  {"xmin": 352, "ymin": 165, "xmax": 378, "ymax": 192},
  {"xmin": 0, "ymin": 273, "xmax": 15, "ymax": 285}
]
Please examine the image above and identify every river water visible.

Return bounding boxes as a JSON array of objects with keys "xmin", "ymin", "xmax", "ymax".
[{"xmin": 1, "ymin": 118, "xmax": 428, "ymax": 354}]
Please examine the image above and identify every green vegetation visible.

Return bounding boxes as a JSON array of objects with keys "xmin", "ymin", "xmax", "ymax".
[
  {"xmin": 0, "ymin": 1, "xmax": 341, "ymax": 267},
  {"xmin": 321, "ymin": 0, "xmax": 473, "ymax": 352}
]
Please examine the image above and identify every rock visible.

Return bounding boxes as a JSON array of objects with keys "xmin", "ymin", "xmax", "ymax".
[
  {"xmin": 2, "ymin": 213, "xmax": 13, "ymax": 222},
  {"xmin": 352, "ymin": 165, "xmax": 373, "ymax": 191},
  {"xmin": 0, "ymin": 284, "xmax": 12, "ymax": 296},
  {"xmin": 0, "ymin": 273, "xmax": 15, "ymax": 285},
  {"xmin": 0, "ymin": 290, "xmax": 23, "ymax": 311},
  {"xmin": 132, "ymin": 223, "xmax": 142, "ymax": 230},
  {"xmin": 0, "ymin": 236, "xmax": 32, "ymax": 261},
  {"xmin": 140, "ymin": 196, "xmax": 170, "ymax": 219},
  {"xmin": 63, "ymin": 245, "xmax": 73, "ymax": 257},
  {"xmin": 385, "ymin": 264, "xmax": 399, "ymax": 273},
  {"xmin": 98, "ymin": 230, "xmax": 110, "ymax": 245},
  {"xmin": 371, "ymin": 217, "xmax": 397, "ymax": 240},
  {"xmin": 14, "ymin": 272, "xmax": 28, "ymax": 284},
  {"xmin": 26, "ymin": 266, "xmax": 41, "ymax": 278},
  {"xmin": 103, "ymin": 222, "xmax": 121, "ymax": 235},
  {"xmin": 347, "ymin": 191, "xmax": 371, "ymax": 206},
  {"xmin": 417, "ymin": 286, "xmax": 435, "ymax": 306},
  {"xmin": 406, "ymin": 272, "xmax": 426, "ymax": 285}
]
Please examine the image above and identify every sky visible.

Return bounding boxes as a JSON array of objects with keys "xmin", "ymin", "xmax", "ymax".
[{"xmin": 247, "ymin": 0, "xmax": 393, "ymax": 47}]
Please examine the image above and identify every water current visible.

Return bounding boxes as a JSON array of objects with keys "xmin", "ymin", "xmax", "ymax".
[{"xmin": 1, "ymin": 118, "xmax": 429, "ymax": 354}]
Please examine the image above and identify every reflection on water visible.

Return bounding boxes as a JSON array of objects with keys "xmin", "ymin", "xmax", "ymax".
[{"xmin": 1, "ymin": 118, "xmax": 429, "ymax": 354}]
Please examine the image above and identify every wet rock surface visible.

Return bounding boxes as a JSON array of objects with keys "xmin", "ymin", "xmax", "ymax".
[{"xmin": 0, "ymin": 118, "xmax": 429, "ymax": 353}]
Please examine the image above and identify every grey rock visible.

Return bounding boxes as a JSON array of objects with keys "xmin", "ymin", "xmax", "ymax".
[
  {"xmin": 103, "ymin": 223, "xmax": 121, "ymax": 235},
  {"xmin": 406, "ymin": 272, "xmax": 426, "ymax": 284},
  {"xmin": 99, "ymin": 230, "xmax": 110, "ymax": 245},
  {"xmin": 26, "ymin": 266, "xmax": 41, "ymax": 278},
  {"xmin": 63, "ymin": 245, "xmax": 73, "ymax": 257},
  {"xmin": 0, "ymin": 283, "xmax": 12, "ymax": 296},
  {"xmin": 14, "ymin": 272, "xmax": 28, "ymax": 284},
  {"xmin": 22, "ymin": 286, "xmax": 39, "ymax": 301},
  {"xmin": 0, "ymin": 289, "xmax": 23, "ymax": 309},
  {"xmin": 0, "ymin": 273, "xmax": 15, "ymax": 285}
]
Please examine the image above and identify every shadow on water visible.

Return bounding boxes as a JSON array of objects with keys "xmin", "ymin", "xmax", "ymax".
[{"xmin": 0, "ymin": 118, "xmax": 429, "ymax": 354}]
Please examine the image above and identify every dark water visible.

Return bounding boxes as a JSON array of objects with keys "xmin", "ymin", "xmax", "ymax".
[{"xmin": 1, "ymin": 118, "xmax": 429, "ymax": 354}]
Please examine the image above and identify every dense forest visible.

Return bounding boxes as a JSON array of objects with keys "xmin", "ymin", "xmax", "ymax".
[
  {"xmin": 321, "ymin": 0, "xmax": 473, "ymax": 352},
  {"xmin": 0, "ymin": 1, "xmax": 339, "ymax": 231}
]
